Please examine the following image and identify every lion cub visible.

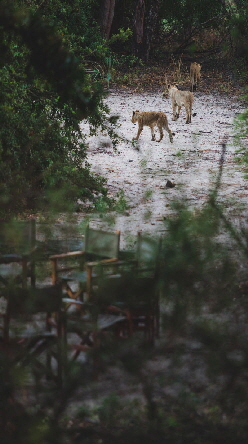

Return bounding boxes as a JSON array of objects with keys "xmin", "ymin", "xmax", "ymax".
[
  {"xmin": 167, "ymin": 84, "xmax": 194, "ymax": 124},
  {"xmin": 131, "ymin": 110, "xmax": 174, "ymax": 143},
  {"xmin": 190, "ymin": 62, "xmax": 201, "ymax": 91}
]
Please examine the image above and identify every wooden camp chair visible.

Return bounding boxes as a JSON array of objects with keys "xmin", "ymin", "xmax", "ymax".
[
  {"xmin": 61, "ymin": 297, "xmax": 128, "ymax": 366},
  {"xmin": 131, "ymin": 232, "xmax": 161, "ymax": 338},
  {"xmin": 87, "ymin": 231, "xmax": 162, "ymax": 342},
  {"xmin": 0, "ymin": 282, "xmax": 66, "ymax": 387},
  {"xmin": 0, "ymin": 219, "xmax": 36, "ymax": 288},
  {"xmin": 50, "ymin": 225, "xmax": 121, "ymax": 301},
  {"xmin": 59, "ymin": 232, "xmax": 161, "ymax": 366}
]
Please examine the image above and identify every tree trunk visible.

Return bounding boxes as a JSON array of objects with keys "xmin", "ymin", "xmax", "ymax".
[
  {"xmin": 133, "ymin": 0, "xmax": 146, "ymax": 59},
  {"xmin": 101, "ymin": 0, "xmax": 116, "ymax": 40},
  {"xmin": 133, "ymin": 0, "xmax": 162, "ymax": 63},
  {"xmin": 143, "ymin": 0, "xmax": 162, "ymax": 63}
]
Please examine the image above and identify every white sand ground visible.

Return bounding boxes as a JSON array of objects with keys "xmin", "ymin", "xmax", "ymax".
[{"xmin": 79, "ymin": 88, "xmax": 248, "ymax": 247}]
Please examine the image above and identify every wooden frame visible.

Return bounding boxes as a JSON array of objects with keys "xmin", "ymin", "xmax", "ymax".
[
  {"xmin": 88, "ymin": 231, "xmax": 162, "ymax": 342},
  {"xmin": 49, "ymin": 225, "xmax": 121, "ymax": 300}
]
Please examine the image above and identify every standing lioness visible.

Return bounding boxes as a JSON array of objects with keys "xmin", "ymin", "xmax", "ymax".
[
  {"xmin": 190, "ymin": 62, "xmax": 201, "ymax": 91},
  {"xmin": 131, "ymin": 110, "xmax": 174, "ymax": 143},
  {"xmin": 167, "ymin": 84, "xmax": 194, "ymax": 124}
]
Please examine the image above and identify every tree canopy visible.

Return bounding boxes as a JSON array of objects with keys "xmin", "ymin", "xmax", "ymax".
[{"xmin": 0, "ymin": 0, "xmax": 114, "ymax": 217}]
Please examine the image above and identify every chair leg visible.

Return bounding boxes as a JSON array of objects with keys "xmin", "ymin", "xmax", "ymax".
[
  {"xmin": 45, "ymin": 311, "xmax": 67, "ymax": 387},
  {"xmin": 53, "ymin": 310, "xmax": 68, "ymax": 387},
  {"xmin": 21, "ymin": 258, "xmax": 28, "ymax": 289}
]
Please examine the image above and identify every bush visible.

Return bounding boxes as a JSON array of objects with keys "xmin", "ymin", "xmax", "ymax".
[{"xmin": 0, "ymin": 1, "xmax": 116, "ymax": 216}]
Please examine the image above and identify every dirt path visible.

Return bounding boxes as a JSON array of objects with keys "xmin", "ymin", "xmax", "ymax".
[{"xmin": 79, "ymin": 88, "xmax": 247, "ymax": 247}]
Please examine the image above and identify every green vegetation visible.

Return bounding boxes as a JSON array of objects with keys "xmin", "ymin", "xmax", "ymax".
[
  {"xmin": 2, "ymin": 187, "xmax": 248, "ymax": 443},
  {"xmin": 0, "ymin": 1, "xmax": 117, "ymax": 217}
]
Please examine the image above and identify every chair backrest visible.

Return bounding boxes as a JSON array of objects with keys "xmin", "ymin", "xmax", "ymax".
[
  {"xmin": 84, "ymin": 225, "xmax": 120, "ymax": 259},
  {"xmin": 0, "ymin": 220, "xmax": 36, "ymax": 287},
  {"xmin": 36, "ymin": 222, "xmax": 84, "ymax": 259},
  {"xmin": 136, "ymin": 232, "xmax": 161, "ymax": 269},
  {"xmin": 5, "ymin": 284, "xmax": 63, "ymax": 315},
  {"xmin": 0, "ymin": 219, "xmax": 36, "ymax": 256}
]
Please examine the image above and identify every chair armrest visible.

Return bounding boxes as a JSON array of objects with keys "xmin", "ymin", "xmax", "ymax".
[
  {"xmin": 62, "ymin": 298, "xmax": 85, "ymax": 305},
  {"xmin": 50, "ymin": 251, "xmax": 85, "ymax": 285},
  {"xmin": 86, "ymin": 257, "xmax": 118, "ymax": 268},
  {"xmin": 107, "ymin": 304, "xmax": 129, "ymax": 316},
  {"xmin": 86, "ymin": 259, "xmax": 138, "ymax": 272},
  {"xmin": 49, "ymin": 251, "xmax": 85, "ymax": 260}
]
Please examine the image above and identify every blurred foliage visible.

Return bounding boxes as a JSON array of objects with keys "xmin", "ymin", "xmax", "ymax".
[
  {"xmin": 234, "ymin": 92, "xmax": 248, "ymax": 182},
  {"xmin": 2, "ymin": 183, "xmax": 248, "ymax": 443}
]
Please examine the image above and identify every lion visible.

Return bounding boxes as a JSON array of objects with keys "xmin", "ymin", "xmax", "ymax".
[
  {"xmin": 131, "ymin": 110, "xmax": 174, "ymax": 143},
  {"xmin": 190, "ymin": 62, "xmax": 201, "ymax": 91},
  {"xmin": 166, "ymin": 84, "xmax": 194, "ymax": 124}
]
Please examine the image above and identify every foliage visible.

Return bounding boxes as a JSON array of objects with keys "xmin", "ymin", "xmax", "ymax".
[
  {"xmin": 0, "ymin": 0, "xmax": 119, "ymax": 217},
  {"xmin": 160, "ymin": 202, "xmax": 233, "ymax": 318},
  {"xmin": 2, "ymin": 144, "xmax": 248, "ymax": 443},
  {"xmin": 160, "ymin": 0, "xmax": 224, "ymax": 35},
  {"xmin": 98, "ymin": 0, "xmax": 248, "ymax": 64},
  {"xmin": 2, "ymin": 188, "xmax": 248, "ymax": 443},
  {"xmin": 234, "ymin": 93, "xmax": 248, "ymax": 184},
  {"xmin": 223, "ymin": 0, "xmax": 248, "ymax": 57}
]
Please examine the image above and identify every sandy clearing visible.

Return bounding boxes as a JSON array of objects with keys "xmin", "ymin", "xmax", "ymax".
[{"xmin": 79, "ymin": 88, "xmax": 248, "ymax": 247}]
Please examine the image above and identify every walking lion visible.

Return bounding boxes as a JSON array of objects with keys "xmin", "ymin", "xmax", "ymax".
[
  {"xmin": 190, "ymin": 62, "xmax": 201, "ymax": 91},
  {"xmin": 131, "ymin": 110, "xmax": 174, "ymax": 143},
  {"xmin": 166, "ymin": 84, "xmax": 194, "ymax": 124}
]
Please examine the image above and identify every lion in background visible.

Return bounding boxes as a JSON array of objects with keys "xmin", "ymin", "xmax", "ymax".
[
  {"xmin": 131, "ymin": 110, "xmax": 174, "ymax": 143},
  {"xmin": 190, "ymin": 62, "xmax": 201, "ymax": 91},
  {"xmin": 165, "ymin": 84, "xmax": 194, "ymax": 124}
]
